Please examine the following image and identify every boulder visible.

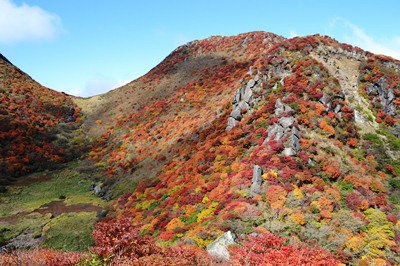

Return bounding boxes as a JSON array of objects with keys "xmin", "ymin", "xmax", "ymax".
[
  {"xmin": 290, "ymin": 134, "xmax": 300, "ymax": 151},
  {"xmin": 334, "ymin": 104, "xmax": 342, "ymax": 114},
  {"xmin": 292, "ymin": 127, "xmax": 300, "ymax": 139},
  {"xmin": 282, "ymin": 147, "xmax": 297, "ymax": 156},
  {"xmin": 243, "ymin": 87, "xmax": 253, "ymax": 103},
  {"xmin": 238, "ymin": 101, "xmax": 249, "ymax": 111},
  {"xmin": 232, "ymin": 90, "xmax": 241, "ymax": 104},
  {"xmin": 206, "ymin": 231, "xmax": 236, "ymax": 261},
  {"xmin": 275, "ymin": 98, "xmax": 284, "ymax": 116},
  {"xmin": 230, "ymin": 108, "xmax": 242, "ymax": 121},
  {"xmin": 226, "ymin": 117, "xmax": 237, "ymax": 131},
  {"xmin": 387, "ymin": 89, "xmax": 395, "ymax": 103},
  {"xmin": 319, "ymin": 92, "xmax": 331, "ymax": 105},
  {"xmin": 278, "ymin": 117, "xmax": 294, "ymax": 128},
  {"xmin": 250, "ymin": 165, "xmax": 263, "ymax": 197},
  {"xmin": 247, "ymin": 79, "xmax": 256, "ymax": 88}
]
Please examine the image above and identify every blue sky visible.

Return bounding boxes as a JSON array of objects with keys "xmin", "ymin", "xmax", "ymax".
[{"xmin": 0, "ymin": 0, "xmax": 399, "ymax": 97}]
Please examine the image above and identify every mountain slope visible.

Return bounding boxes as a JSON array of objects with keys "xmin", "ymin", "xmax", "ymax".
[
  {"xmin": 82, "ymin": 33, "xmax": 400, "ymax": 265},
  {"xmin": 0, "ymin": 54, "xmax": 82, "ymax": 181},
  {"xmin": 1, "ymin": 31, "xmax": 400, "ymax": 265}
]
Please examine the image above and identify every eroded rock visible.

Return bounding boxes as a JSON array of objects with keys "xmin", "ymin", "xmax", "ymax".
[{"xmin": 206, "ymin": 231, "xmax": 236, "ymax": 261}]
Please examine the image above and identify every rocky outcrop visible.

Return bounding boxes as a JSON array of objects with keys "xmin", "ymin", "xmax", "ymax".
[
  {"xmin": 226, "ymin": 74, "xmax": 262, "ymax": 130},
  {"xmin": 264, "ymin": 98, "xmax": 301, "ymax": 156},
  {"xmin": 367, "ymin": 78, "xmax": 397, "ymax": 116},
  {"xmin": 250, "ymin": 165, "xmax": 263, "ymax": 197},
  {"xmin": 206, "ymin": 231, "xmax": 236, "ymax": 261}
]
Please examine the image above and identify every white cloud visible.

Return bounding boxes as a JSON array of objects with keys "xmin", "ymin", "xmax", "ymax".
[
  {"xmin": 329, "ymin": 18, "xmax": 400, "ymax": 60},
  {"xmin": 0, "ymin": 0, "xmax": 62, "ymax": 44},
  {"xmin": 69, "ymin": 75, "xmax": 130, "ymax": 97},
  {"xmin": 289, "ymin": 30, "xmax": 298, "ymax": 38}
]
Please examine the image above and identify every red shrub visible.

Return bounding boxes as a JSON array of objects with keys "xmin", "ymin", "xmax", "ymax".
[{"xmin": 229, "ymin": 233, "xmax": 340, "ymax": 265}]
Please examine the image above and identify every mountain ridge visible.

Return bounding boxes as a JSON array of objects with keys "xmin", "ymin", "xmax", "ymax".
[{"xmin": 1, "ymin": 31, "xmax": 400, "ymax": 265}]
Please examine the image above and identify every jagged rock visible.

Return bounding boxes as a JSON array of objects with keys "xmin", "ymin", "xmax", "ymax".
[
  {"xmin": 230, "ymin": 108, "xmax": 242, "ymax": 121},
  {"xmin": 243, "ymin": 87, "xmax": 253, "ymax": 103},
  {"xmin": 354, "ymin": 110, "xmax": 367, "ymax": 124},
  {"xmin": 232, "ymin": 90, "xmax": 240, "ymax": 104},
  {"xmin": 238, "ymin": 101, "xmax": 249, "ymax": 111},
  {"xmin": 334, "ymin": 104, "xmax": 342, "ymax": 114},
  {"xmin": 278, "ymin": 117, "xmax": 295, "ymax": 128},
  {"xmin": 250, "ymin": 165, "xmax": 263, "ymax": 197},
  {"xmin": 97, "ymin": 209, "xmax": 108, "ymax": 219},
  {"xmin": 283, "ymin": 147, "xmax": 297, "ymax": 156},
  {"xmin": 247, "ymin": 79, "xmax": 256, "ymax": 88},
  {"xmin": 93, "ymin": 184, "xmax": 103, "ymax": 196},
  {"xmin": 319, "ymin": 92, "xmax": 332, "ymax": 105},
  {"xmin": 366, "ymin": 84, "xmax": 377, "ymax": 95},
  {"xmin": 292, "ymin": 127, "xmax": 300, "ymax": 139},
  {"xmin": 206, "ymin": 231, "xmax": 236, "ymax": 261},
  {"xmin": 290, "ymin": 134, "xmax": 300, "ymax": 151},
  {"xmin": 226, "ymin": 117, "xmax": 237, "ymax": 131},
  {"xmin": 266, "ymin": 124, "xmax": 285, "ymax": 141},
  {"xmin": 275, "ymin": 98, "xmax": 284, "ymax": 116},
  {"xmin": 387, "ymin": 89, "xmax": 395, "ymax": 103},
  {"xmin": 384, "ymin": 104, "xmax": 396, "ymax": 116}
]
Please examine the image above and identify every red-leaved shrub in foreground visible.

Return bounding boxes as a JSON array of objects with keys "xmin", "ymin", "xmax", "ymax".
[
  {"xmin": 92, "ymin": 218, "xmax": 215, "ymax": 265},
  {"xmin": 229, "ymin": 232, "xmax": 340, "ymax": 266},
  {"xmin": 0, "ymin": 248, "xmax": 85, "ymax": 266}
]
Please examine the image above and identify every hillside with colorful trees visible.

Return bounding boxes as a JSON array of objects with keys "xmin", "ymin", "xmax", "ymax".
[
  {"xmin": 1, "ymin": 31, "xmax": 400, "ymax": 265},
  {"xmin": 0, "ymin": 54, "xmax": 81, "ymax": 180}
]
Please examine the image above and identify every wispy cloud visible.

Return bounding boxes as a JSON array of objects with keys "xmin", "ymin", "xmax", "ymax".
[
  {"xmin": 329, "ymin": 18, "xmax": 400, "ymax": 60},
  {"xmin": 0, "ymin": 0, "xmax": 63, "ymax": 44},
  {"xmin": 71, "ymin": 75, "xmax": 129, "ymax": 97},
  {"xmin": 289, "ymin": 30, "xmax": 298, "ymax": 38}
]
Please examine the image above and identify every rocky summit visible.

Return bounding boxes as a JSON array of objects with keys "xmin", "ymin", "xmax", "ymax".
[{"xmin": 1, "ymin": 31, "xmax": 400, "ymax": 265}]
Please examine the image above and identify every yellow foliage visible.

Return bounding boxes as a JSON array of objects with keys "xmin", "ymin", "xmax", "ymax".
[
  {"xmin": 202, "ymin": 195, "xmax": 209, "ymax": 204},
  {"xmin": 293, "ymin": 185, "xmax": 303, "ymax": 199},
  {"xmin": 362, "ymin": 208, "xmax": 395, "ymax": 258},
  {"xmin": 166, "ymin": 217, "xmax": 185, "ymax": 231},
  {"xmin": 172, "ymin": 203, "xmax": 180, "ymax": 211},
  {"xmin": 197, "ymin": 201, "xmax": 218, "ymax": 223},
  {"xmin": 345, "ymin": 235, "xmax": 364, "ymax": 253},
  {"xmin": 191, "ymin": 235, "xmax": 214, "ymax": 249},
  {"xmin": 289, "ymin": 212, "xmax": 305, "ymax": 225},
  {"xmin": 262, "ymin": 169, "xmax": 278, "ymax": 179},
  {"xmin": 236, "ymin": 189, "xmax": 250, "ymax": 198}
]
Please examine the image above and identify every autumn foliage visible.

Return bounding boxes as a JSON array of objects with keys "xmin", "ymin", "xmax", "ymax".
[{"xmin": 2, "ymin": 31, "xmax": 400, "ymax": 265}]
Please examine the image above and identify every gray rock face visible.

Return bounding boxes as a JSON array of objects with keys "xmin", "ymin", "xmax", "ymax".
[
  {"xmin": 366, "ymin": 78, "xmax": 397, "ymax": 116},
  {"xmin": 265, "ymin": 97, "xmax": 302, "ymax": 156},
  {"xmin": 230, "ymin": 108, "xmax": 242, "ymax": 121},
  {"xmin": 226, "ymin": 117, "xmax": 237, "ymax": 131},
  {"xmin": 283, "ymin": 147, "xmax": 297, "ymax": 156},
  {"xmin": 226, "ymin": 68, "xmax": 264, "ymax": 130},
  {"xmin": 206, "ymin": 231, "xmax": 236, "ymax": 261},
  {"xmin": 250, "ymin": 165, "xmax": 263, "ymax": 197},
  {"xmin": 278, "ymin": 117, "xmax": 295, "ymax": 128}
]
